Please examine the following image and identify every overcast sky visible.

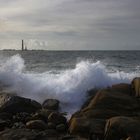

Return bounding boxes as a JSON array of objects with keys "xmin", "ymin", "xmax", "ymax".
[{"xmin": 0, "ymin": 0, "xmax": 140, "ymax": 50}]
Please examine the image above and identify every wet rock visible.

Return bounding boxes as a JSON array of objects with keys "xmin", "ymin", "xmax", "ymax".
[
  {"xmin": 0, "ymin": 93, "xmax": 41, "ymax": 114},
  {"xmin": 12, "ymin": 122, "xmax": 25, "ymax": 129},
  {"xmin": 0, "ymin": 128, "xmax": 47, "ymax": 140},
  {"xmin": 81, "ymin": 89, "xmax": 98, "ymax": 109},
  {"xmin": 26, "ymin": 120, "xmax": 47, "ymax": 130},
  {"xmin": 60, "ymin": 135, "xmax": 79, "ymax": 140},
  {"xmin": 38, "ymin": 109, "xmax": 54, "ymax": 118},
  {"xmin": 48, "ymin": 112, "xmax": 67, "ymax": 125},
  {"xmin": 89, "ymin": 134, "xmax": 99, "ymax": 140},
  {"xmin": 0, "ymin": 112, "xmax": 12, "ymax": 120},
  {"xmin": 0, "ymin": 119, "xmax": 11, "ymax": 131},
  {"xmin": 86, "ymin": 88, "xmax": 140, "ymax": 118},
  {"xmin": 126, "ymin": 137, "xmax": 133, "ymax": 140},
  {"xmin": 131, "ymin": 77, "xmax": 140, "ymax": 97},
  {"xmin": 30, "ymin": 112, "xmax": 48, "ymax": 123},
  {"xmin": 42, "ymin": 99, "xmax": 59, "ymax": 110},
  {"xmin": 40, "ymin": 129, "xmax": 58, "ymax": 137},
  {"xmin": 56, "ymin": 124, "xmax": 66, "ymax": 132},
  {"xmin": 111, "ymin": 83, "xmax": 131, "ymax": 95},
  {"xmin": 69, "ymin": 117, "xmax": 105, "ymax": 137},
  {"xmin": 12, "ymin": 112, "xmax": 31, "ymax": 123},
  {"xmin": 71, "ymin": 87, "xmax": 140, "ymax": 123},
  {"xmin": 125, "ymin": 135, "xmax": 140, "ymax": 140},
  {"xmin": 69, "ymin": 82, "xmax": 140, "ymax": 138},
  {"xmin": 104, "ymin": 116, "xmax": 140, "ymax": 140},
  {"xmin": 47, "ymin": 122, "xmax": 56, "ymax": 129}
]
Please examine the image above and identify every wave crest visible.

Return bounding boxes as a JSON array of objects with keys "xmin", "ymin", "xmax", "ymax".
[{"xmin": 0, "ymin": 54, "xmax": 138, "ymax": 114}]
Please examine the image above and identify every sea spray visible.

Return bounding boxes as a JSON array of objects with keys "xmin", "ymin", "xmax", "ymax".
[{"xmin": 0, "ymin": 54, "xmax": 138, "ymax": 114}]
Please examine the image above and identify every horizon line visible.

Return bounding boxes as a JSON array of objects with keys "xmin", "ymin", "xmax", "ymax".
[{"xmin": 1, "ymin": 49, "xmax": 140, "ymax": 51}]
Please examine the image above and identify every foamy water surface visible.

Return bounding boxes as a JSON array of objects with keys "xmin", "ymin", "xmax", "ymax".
[{"xmin": 0, "ymin": 51, "xmax": 139, "ymax": 115}]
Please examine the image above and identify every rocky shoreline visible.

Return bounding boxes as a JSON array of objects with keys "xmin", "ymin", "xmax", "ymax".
[{"xmin": 0, "ymin": 78, "xmax": 140, "ymax": 140}]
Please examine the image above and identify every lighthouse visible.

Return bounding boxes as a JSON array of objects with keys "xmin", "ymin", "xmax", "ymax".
[
  {"xmin": 21, "ymin": 40, "xmax": 27, "ymax": 51},
  {"xmin": 22, "ymin": 40, "xmax": 24, "ymax": 51}
]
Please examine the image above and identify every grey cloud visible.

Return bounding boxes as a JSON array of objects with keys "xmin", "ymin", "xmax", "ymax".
[{"xmin": 0, "ymin": 0, "xmax": 140, "ymax": 50}]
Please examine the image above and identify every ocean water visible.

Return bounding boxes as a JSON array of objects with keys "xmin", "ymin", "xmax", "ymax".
[{"xmin": 0, "ymin": 50, "xmax": 139, "ymax": 114}]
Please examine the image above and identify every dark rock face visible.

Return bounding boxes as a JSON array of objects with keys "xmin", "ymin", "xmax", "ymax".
[
  {"xmin": 42, "ymin": 99, "xmax": 59, "ymax": 110},
  {"xmin": 87, "ymin": 88, "xmax": 139, "ymax": 115},
  {"xmin": 104, "ymin": 116, "xmax": 140, "ymax": 140},
  {"xmin": 69, "ymin": 117, "xmax": 105, "ymax": 137},
  {"xmin": 60, "ymin": 135, "xmax": 79, "ymax": 140},
  {"xmin": 0, "ymin": 128, "xmax": 47, "ymax": 140},
  {"xmin": 131, "ymin": 77, "xmax": 140, "ymax": 97},
  {"xmin": 12, "ymin": 122, "xmax": 25, "ymax": 129},
  {"xmin": 69, "ymin": 82, "xmax": 140, "ymax": 139},
  {"xmin": 0, "ymin": 112, "xmax": 12, "ymax": 120},
  {"xmin": 111, "ymin": 83, "xmax": 131, "ymax": 95},
  {"xmin": 0, "ymin": 119, "xmax": 11, "ymax": 131},
  {"xmin": 26, "ymin": 120, "xmax": 47, "ymax": 130},
  {"xmin": 56, "ymin": 124, "xmax": 66, "ymax": 132},
  {"xmin": 48, "ymin": 112, "xmax": 67, "ymax": 125},
  {"xmin": 47, "ymin": 122, "xmax": 56, "ymax": 129},
  {"xmin": 12, "ymin": 112, "xmax": 31, "ymax": 123},
  {"xmin": 0, "ymin": 93, "xmax": 41, "ymax": 114}
]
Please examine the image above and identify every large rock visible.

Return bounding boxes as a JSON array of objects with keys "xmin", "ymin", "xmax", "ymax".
[
  {"xmin": 71, "ymin": 87, "xmax": 140, "ymax": 121},
  {"xmin": 104, "ymin": 116, "xmax": 140, "ymax": 140},
  {"xmin": 42, "ymin": 99, "xmax": 59, "ymax": 110},
  {"xmin": 111, "ymin": 83, "xmax": 131, "ymax": 95},
  {"xmin": 69, "ymin": 82, "xmax": 140, "ymax": 138},
  {"xmin": 0, "ymin": 93, "xmax": 41, "ymax": 114},
  {"xmin": 69, "ymin": 117, "xmax": 105, "ymax": 138},
  {"xmin": 131, "ymin": 77, "xmax": 140, "ymax": 97},
  {"xmin": 86, "ymin": 88, "xmax": 140, "ymax": 117},
  {"xmin": 26, "ymin": 120, "xmax": 47, "ymax": 130}
]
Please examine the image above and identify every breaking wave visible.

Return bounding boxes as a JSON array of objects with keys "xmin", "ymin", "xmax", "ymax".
[{"xmin": 0, "ymin": 54, "xmax": 138, "ymax": 114}]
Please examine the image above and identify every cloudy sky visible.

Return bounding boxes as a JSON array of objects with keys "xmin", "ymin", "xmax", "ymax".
[{"xmin": 0, "ymin": 0, "xmax": 140, "ymax": 50}]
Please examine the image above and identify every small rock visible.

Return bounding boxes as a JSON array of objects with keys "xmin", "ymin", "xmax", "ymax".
[
  {"xmin": 12, "ymin": 122, "xmax": 25, "ymax": 129},
  {"xmin": 61, "ymin": 135, "xmax": 78, "ymax": 140},
  {"xmin": 38, "ymin": 109, "xmax": 54, "ymax": 117},
  {"xmin": 126, "ymin": 137, "xmax": 133, "ymax": 140},
  {"xmin": 42, "ymin": 99, "xmax": 59, "ymax": 110},
  {"xmin": 47, "ymin": 122, "xmax": 56, "ymax": 129},
  {"xmin": 12, "ymin": 112, "xmax": 31, "ymax": 123},
  {"xmin": 48, "ymin": 112, "xmax": 67, "ymax": 125},
  {"xmin": 40, "ymin": 129, "xmax": 58, "ymax": 137},
  {"xmin": 26, "ymin": 120, "xmax": 47, "ymax": 130},
  {"xmin": 0, "ymin": 119, "xmax": 11, "ymax": 131},
  {"xmin": 56, "ymin": 124, "xmax": 66, "ymax": 132}
]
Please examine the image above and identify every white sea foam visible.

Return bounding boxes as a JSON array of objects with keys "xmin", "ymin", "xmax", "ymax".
[{"xmin": 0, "ymin": 54, "xmax": 138, "ymax": 114}]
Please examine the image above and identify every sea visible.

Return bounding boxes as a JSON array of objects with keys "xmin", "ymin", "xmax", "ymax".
[{"xmin": 0, "ymin": 50, "xmax": 140, "ymax": 115}]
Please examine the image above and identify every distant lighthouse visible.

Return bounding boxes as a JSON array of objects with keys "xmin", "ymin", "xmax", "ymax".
[
  {"xmin": 22, "ymin": 40, "xmax": 24, "ymax": 51},
  {"xmin": 21, "ymin": 40, "xmax": 27, "ymax": 51}
]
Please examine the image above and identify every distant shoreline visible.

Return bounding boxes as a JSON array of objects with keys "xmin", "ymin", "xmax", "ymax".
[{"xmin": 1, "ymin": 49, "xmax": 140, "ymax": 52}]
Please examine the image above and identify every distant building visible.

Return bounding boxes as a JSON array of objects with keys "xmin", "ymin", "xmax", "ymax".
[
  {"xmin": 22, "ymin": 40, "xmax": 27, "ymax": 51},
  {"xmin": 22, "ymin": 40, "xmax": 24, "ymax": 51}
]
